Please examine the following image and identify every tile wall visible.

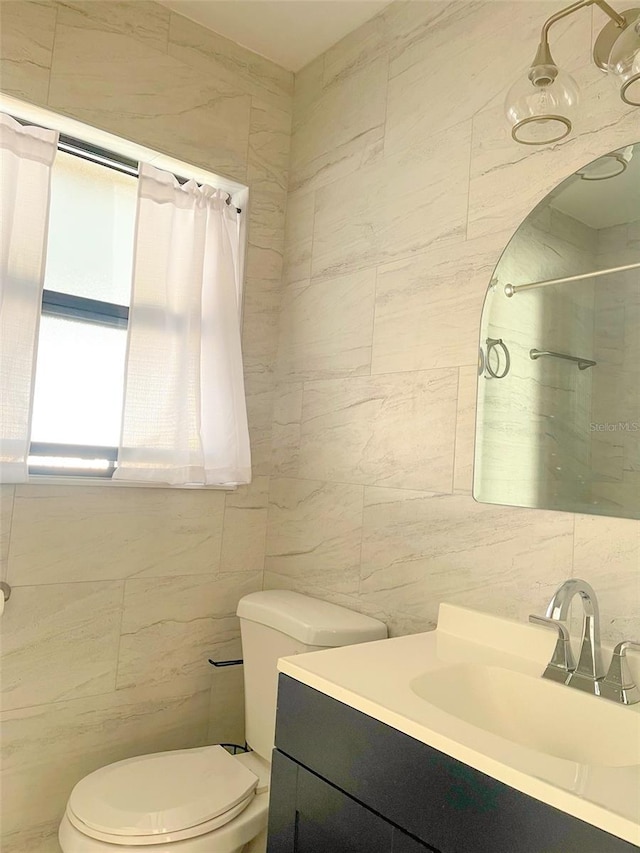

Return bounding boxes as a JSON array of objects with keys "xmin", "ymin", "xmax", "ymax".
[
  {"xmin": 0, "ymin": 2, "xmax": 292, "ymax": 849},
  {"xmin": 1, "ymin": 1, "xmax": 639, "ymax": 851},
  {"xmin": 266, "ymin": 1, "xmax": 640, "ymax": 641}
]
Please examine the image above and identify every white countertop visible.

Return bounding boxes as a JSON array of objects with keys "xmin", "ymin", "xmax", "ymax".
[{"xmin": 278, "ymin": 603, "xmax": 640, "ymax": 846}]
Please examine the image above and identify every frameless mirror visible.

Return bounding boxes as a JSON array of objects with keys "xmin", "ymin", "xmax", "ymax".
[{"xmin": 474, "ymin": 142, "xmax": 640, "ymax": 519}]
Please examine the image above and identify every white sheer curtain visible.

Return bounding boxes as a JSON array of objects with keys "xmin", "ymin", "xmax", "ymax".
[
  {"xmin": 0, "ymin": 113, "xmax": 58, "ymax": 483},
  {"xmin": 115, "ymin": 163, "xmax": 251, "ymax": 486}
]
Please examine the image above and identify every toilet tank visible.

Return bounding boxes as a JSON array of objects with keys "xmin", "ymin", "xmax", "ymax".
[{"xmin": 236, "ymin": 591, "xmax": 387, "ymax": 762}]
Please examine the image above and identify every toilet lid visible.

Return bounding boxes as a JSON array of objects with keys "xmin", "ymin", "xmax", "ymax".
[{"xmin": 68, "ymin": 746, "xmax": 258, "ymax": 837}]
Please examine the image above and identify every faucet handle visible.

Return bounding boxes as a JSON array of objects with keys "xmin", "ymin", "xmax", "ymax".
[
  {"xmin": 529, "ymin": 614, "xmax": 576, "ymax": 683},
  {"xmin": 600, "ymin": 640, "xmax": 640, "ymax": 705}
]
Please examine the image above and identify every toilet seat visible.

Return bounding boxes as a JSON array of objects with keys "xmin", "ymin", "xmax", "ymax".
[
  {"xmin": 66, "ymin": 796, "xmax": 254, "ymax": 846},
  {"xmin": 66, "ymin": 746, "xmax": 259, "ymax": 845}
]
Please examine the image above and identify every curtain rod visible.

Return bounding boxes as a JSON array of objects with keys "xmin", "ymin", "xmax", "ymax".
[
  {"xmin": 11, "ymin": 114, "xmax": 241, "ymax": 213},
  {"xmin": 504, "ymin": 260, "xmax": 640, "ymax": 296}
]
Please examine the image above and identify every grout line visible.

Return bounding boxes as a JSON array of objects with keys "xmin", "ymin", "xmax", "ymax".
[
  {"xmin": 368, "ymin": 265, "xmax": 379, "ymax": 377},
  {"xmin": 464, "ymin": 117, "xmax": 474, "ymax": 241},
  {"xmin": 309, "ymin": 232, "xmax": 467, "ymax": 289},
  {"xmin": 45, "ymin": 2, "xmax": 59, "ymax": 107},
  {"xmin": 163, "ymin": 9, "xmax": 172, "ymax": 56},
  {"xmin": 1, "ymin": 676, "xmax": 211, "ymax": 717},
  {"xmin": 268, "ymin": 473, "xmax": 450, "ymax": 498},
  {"xmin": 308, "ymin": 187, "xmax": 318, "ymax": 283},
  {"xmin": 450, "ymin": 366, "xmax": 462, "ymax": 495},
  {"xmin": 4, "ymin": 570, "xmax": 249, "ymax": 591},
  {"xmin": 2, "ymin": 486, "xmax": 17, "ymax": 584},
  {"xmin": 112, "ymin": 580, "xmax": 128, "ymax": 691},
  {"xmin": 357, "ymin": 484, "xmax": 366, "ymax": 596},
  {"xmin": 380, "ymin": 46, "xmax": 391, "ymax": 159},
  {"xmin": 219, "ymin": 489, "xmax": 229, "ymax": 575}
]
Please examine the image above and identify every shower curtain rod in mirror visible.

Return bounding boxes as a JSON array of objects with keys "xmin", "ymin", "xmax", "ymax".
[{"xmin": 504, "ymin": 260, "xmax": 640, "ymax": 297}]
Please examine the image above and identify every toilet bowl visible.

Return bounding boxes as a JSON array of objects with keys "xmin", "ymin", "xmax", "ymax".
[
  {"xmin": 58, "ymin": 747, "xmax": 270, "ymax": 853},
  {"xmin": 59, "ymin": 591, "xmax": 387, "ymax": 853}
]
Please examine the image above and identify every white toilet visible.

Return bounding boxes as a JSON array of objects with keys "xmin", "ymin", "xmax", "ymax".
[{"xmin": 59, "ymin": 590, "xmax": 387, "ymax": 852}]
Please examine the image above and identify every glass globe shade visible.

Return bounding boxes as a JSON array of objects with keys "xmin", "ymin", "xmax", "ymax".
[
  {"xmin": 577, "ymin": 146, "xmax": 633, "ymax": 180},
  {"xmin": 504, "ymin": 65, "xmax": 580, "ymax": 145},
  {"xmin": 608, "ymin": 15, "xmax": 640, "ymax": 106}
]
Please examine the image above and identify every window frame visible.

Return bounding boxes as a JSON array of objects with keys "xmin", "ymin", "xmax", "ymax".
[{"xmin": 3, "ymin": 94, "xmax": 249, "ymax": 489}]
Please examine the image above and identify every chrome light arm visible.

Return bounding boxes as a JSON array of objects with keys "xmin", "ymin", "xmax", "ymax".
[
  {"xmin": 600, "ymin": 640, "xmax": 640, "ymax": 704},
  {"xmin": 529, "ymin": 614, "xmax": 575, "ymax": 683},
  {"xmin": 533, "ymin": 0, "xmax": 627, "ymax": 73}
]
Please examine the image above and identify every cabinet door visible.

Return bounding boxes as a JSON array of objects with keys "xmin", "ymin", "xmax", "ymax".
[
  {"xmin": 268, "ymin": 751, "xmax": 436, "ymax": 853},
  {"xmin": 295, "ymin": 759, "xmax": 394, "ymax": 853},
  {"xmin": 393, "ymin": 834, "xmax": 436, "ymax": 853}
]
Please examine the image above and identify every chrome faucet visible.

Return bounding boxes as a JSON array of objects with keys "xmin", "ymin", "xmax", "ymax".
[
  {"xmin": 529, "ymin": 579, "xmax": 640, "ymax": 704},
  {"xmin": 545, "ymin": 578, "xmax": 605, "ymax": 692}
]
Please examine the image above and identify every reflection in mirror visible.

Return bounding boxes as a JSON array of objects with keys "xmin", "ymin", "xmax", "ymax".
[{"xmin": 474, "ymin": 143, "xmax": 640, "ymax": 520}]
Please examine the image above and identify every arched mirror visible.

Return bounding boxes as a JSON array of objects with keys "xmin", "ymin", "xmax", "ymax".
[{"xmin": 474, "ymin": 142, "xmax": 640, "ymax": 520}]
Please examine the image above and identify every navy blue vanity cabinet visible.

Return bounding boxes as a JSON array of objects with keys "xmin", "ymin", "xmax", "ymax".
[
  {"xmin": 269, "ymin": 749, "xmax": 431, "ymax": 853},
  {"xmin": 268, "ymin": 749, "xmax": 432, "ymax": 853},
  {"xmin": 267, "ymin": 675, "xmax": 639, "ymax": 853}
]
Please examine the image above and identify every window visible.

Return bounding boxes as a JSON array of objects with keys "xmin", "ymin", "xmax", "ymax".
[
  {"xmin": 1, "ymin": 104, "xmax": 251, "ymax": 488},
  {"xmin": 29, "ymin": 145, "xmax": 137, "ymax": 477}
]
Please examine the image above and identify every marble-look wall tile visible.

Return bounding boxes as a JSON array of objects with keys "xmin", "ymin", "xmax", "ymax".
[
  {"xmin": 0, "ymin": 581, "xmax": 123, "ymax": 711},
  {"xmin": 0, "ymin": 0, "xmax": 57, "ymax": 104},
  {"xmin": 298, "ymin": 370, "xmax": 458, "ymax": 492},
  {"xmin": 266, "ymin": 478, "xmax": 364, "ymax": 593},
  {"xmin": 453, "ymin": 365, "xmax": 479, "ymax": 494},
  {"xmin": 241, "ymin": 276, "xmax": 282, "ymax": 373},
  {"xmin": 220, "ymin": 477, "xmax": 269, "ymax": 574},
  {"xmin": 247, "ymin": 98, "xmax": 291, "ymax": 196},
  {"xmin": 115, "ymin": 572, "xmax": 261, "ymax": 693},
  {"xmin": 282, "ymin": 189, "xmax": 315, "ymax": 286},
  {"xmin": 292, "ymin": 53, "xmax": 324, "ymax": 132},
  {"xmin": 7, "ymin": 486, "xmax": 226, "ymax": 585},
  {"xmin": 48, "ymin": 8, "xmax": 252, "ymax": 181},
  {"xmin": 310, "ymin": 120, "xmax": 471, "ymax": 282},
  {"xmin": 245, "ymin": 188, "xmax": 287, "ymax": 282},
  {"xmin": 360, "ymin": 489, "xmax": 574, "ymax": 626},
  {"xmin": 372, "ymin": 237, "xmax": 503, "ymax": 374},
  {"xmin": 289, "ymin": 54, "xmax": 388, "ymax": 193},
  {"xmin": 384, "ymin": 1, "xmax": 587, "ymax": 158},
  {"xmin": 467, "ymin": 69, "xmax": 638, "ymax": 242},
  {"xmin": 322, "ymin": 11, "xmax": 387, "ymax": 87},
  {"xmin": 167, "ymin": 11, "xmax": 293, "ymax": 114},
  {"xmin": 244, "ymin": 368, "xmax": 275, "ymax": 477},
  {"xmin": 573, "ymin": 514, "xmax": 640, "ymax": 641},
  {"xmin": 0, "ymin": 486, "xmax": 14, "ymax": 581},
  {"xmin": 278, "ymin": 269, "xmax": 376, "ymax": 381},
  {"xmin": 0, "ymin": 819, "xmax": 60, "ymax": 853},
  {"xmin": 271, "ymin": 382, "xmax": 303, "ymax": 476},
  {"xmin": 0, "ymin": 682, "xmax": 210, "ymax": 838},
  {"xmin": 58, "ymin": 1, "xmax": 170, "ymax": 52}
]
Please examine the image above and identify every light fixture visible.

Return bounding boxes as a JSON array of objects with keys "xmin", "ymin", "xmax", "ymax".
[
  {"xmin": 506, "ymin": 0, "xmax": 640, "ymax": 145},
  {"xmin": 605, "ymin": 13, "xmax": 640, "ymax": 103}
]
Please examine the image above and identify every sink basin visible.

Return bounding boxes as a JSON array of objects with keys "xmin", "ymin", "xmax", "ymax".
[{"xmin": 411, "ymin": 664, "xmax": 640, "ymax": 767}]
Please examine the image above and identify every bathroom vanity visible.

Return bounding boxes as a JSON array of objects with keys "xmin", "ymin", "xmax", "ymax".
[{"xmin": 266, "ymin": 605, "xmax": 640, "ymax": 853}]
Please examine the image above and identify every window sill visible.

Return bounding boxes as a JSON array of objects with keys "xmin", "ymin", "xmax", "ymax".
[{"xmin": 25, "ymin": 474, "xmax": 237, "ymax": 490}]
